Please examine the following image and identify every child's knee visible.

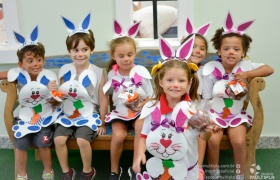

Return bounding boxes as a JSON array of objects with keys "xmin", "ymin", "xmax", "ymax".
[
  {"xmin": 76, "ymin": 138, "xmax": 90, "ymax": 148},
  {"xmin": 54, "ymin": 136, "xmax": 67, "ymax": 146}
]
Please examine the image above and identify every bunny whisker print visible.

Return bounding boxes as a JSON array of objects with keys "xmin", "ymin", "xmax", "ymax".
[{"xmin": 7, "ymin": 68, "xmax": 62, "ymax": 138}]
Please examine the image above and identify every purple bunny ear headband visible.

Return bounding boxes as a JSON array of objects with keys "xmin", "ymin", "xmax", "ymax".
[
  {"xmin": 223, "ymin": 11, "xmax": 255, "ymax": 35},
  {"xmin": 151, "ymin": 35, "xmax": 198, "ymax": 75},
  {"xmin": 61, "ymin": 12, "xmax": 91, "ymax": 37},
  {"xmin": 185, "ymin": 18, "xmax": 211, "ymax": 36},
  {"xmin": 13, "ymin": 26, "xmax": 39, "ymax": 50},
  {"xmin": 113, "ymin": 19, "xmax": 141, "ymax": 39}
]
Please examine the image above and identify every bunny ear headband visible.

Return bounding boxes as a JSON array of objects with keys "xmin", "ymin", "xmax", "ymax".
[
  {"xmin": 151, "ymin": 35, "xmax": 199, "ymax": 75},
  {"xmin": 61, "ymin": 12, "xmax": 91, "ymax": 37},
  {"xmin": 13, "ymin": 26, "xmax": 39, "ymax": 50},
  {"xmin": 186, "ymin": 18, "xmax": 211, "ymax": 36},
  {"xmin": 113, "ymin": 19, "xmax": 141, "ymax": 39},
  {"xmin": 223, "ymin": 11, "xmax": 255, "ymax": 35}
]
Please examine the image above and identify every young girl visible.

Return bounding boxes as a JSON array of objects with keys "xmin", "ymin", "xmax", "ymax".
[
  {"xmin": 182, "ymin": 18, "xmax": 211, "ymax": 180},
  {"xmin": 133, "ymin": 36, "xmax": 218, "ymax": 180},
  {"xmin": 203, "ymin": 12, "xmax": 274, "ymax": 180},
  {"xmin": 102, "ymin": 20, "xmax": 154, "ymax": 180},
  {"xmin": 54, "ymin": 13, "xmax": 108, "ymax": 179}
]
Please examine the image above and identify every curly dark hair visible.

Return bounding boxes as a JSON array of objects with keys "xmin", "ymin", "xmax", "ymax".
[{"xmin": 211, "ymin": 28, "xmax": 252, "ymax": 56}]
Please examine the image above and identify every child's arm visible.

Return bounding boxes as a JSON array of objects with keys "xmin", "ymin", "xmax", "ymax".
[
  {"xmin": 0, "ymin": 71, "xmax": 8, "ymax": 80},
  {"xmin": 97, "ymin": 72, "xmax": 108, "ymax": 135},
  {"xmin": 234, "ymin": 64, "xmax": 274, "ymax": 81},
  {"xmin": 133, "ymin": 133, "xmax": 147, "ymax": 173}
]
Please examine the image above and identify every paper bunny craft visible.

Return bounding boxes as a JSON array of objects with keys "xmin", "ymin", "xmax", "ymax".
[
  {"xmin": 103, "ymin": 65, "xmax": 152, "ymax": 122},
  {"xmin": 13, "ymin": 25, "xmax": 39, "ymax": 50},
  {"xmin": 137, "ymin": 101, "xmax": 196, "ymax": 180},
  {"xmin": 113, "ymin": 19, "xmax": 141, "ymax": 38},
  {"xmin": 61, "ymin": 12, "xmax": 91, "ymax": 36},
  {"xmin": 202, "ymin": 60, "xmax": 254, "ymax": 128},
  {"xmin": 185, "ymin": 18, "xmax": 211, "ymax": 36},
  {"xmin": 54, "ymin": 64, "xmax": 102, "ymax": 131},
  {"xmin": 7, "ymin": 68, "xmax": 62, "ymax": 138},
  {"xmin": 223, "ymin": 11, "xmax": 255, "ymax": 35}
]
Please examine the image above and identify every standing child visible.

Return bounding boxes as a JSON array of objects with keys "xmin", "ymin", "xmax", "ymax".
[
  {"xmin": 133, "ymin": 36, "xmax": 218, "ymax": 180},
  {"xmin": 2, "ymin": 26, "xmax": 59, "ymax": 180},
  {"xmin": 202, "ymin": 12, "xmax": 274, "ymax": 180},
  {"xmin": 181, "ymin": 18, "xmax": 211, "ymax": 180},
  {"xmin": 102, "ymin": 20, "xmax": 154, "ymax": 180},
  {"xmin": 54, "ymin": 13, "xmax": 108, "ymax": 180}
]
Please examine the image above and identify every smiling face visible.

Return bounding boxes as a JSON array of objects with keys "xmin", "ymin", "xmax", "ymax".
[
  {"xmin": 187, "ymin": 36, "xmax": 207, "ymax": 65},
  {"xmin": 159, "ymin": 67, "xmax": 189, "ymax": 103},
  {"xmin": 112, "ymin": 42, "xmax": 136, "ymax": 76},
  {"xmin": 68, "ymin": 39, "xmax": 94, "ymax": 67},
  {"xmin": 18, "ymin": 51, "xmax": 45, "ymax": 81},
  {"xmin": 218, "ymin": 36, "xmax": 245, "ymax": 72}
]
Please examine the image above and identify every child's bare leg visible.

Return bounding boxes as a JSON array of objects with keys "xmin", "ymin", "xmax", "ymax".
[
  {"xmin": 132, "ymin": 118, "xmax": 144, "ymax": 173},
  {"xmin": 227, "ymin": 124, "xmax": 246, "ymax": 175},
  {"xmin": 198, "ymin": 136, "xmax": 207, "ymax": 167},
  {"xmin": 54, "ymin": 136, "xmax": 70, "ymax": 173},
  {"xmin": 15, "ymin": 148, "xmax": 27, "ymax": 176},
  {"xmin": 110, "ymin": 122, "xmax": 128, "ymax": 173},
  {"xmin": 77, "ymin": 138, "xmax": 92, "ymax": 173},
  {"xmin": 39, "ymin": 147, "xmax": 52, "ymax": 172},
  {"xmin": 207, "ymin": 129, "xmax": 224, "ymax": 170}
]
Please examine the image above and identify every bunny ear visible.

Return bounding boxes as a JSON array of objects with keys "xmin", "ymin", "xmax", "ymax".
[
  {"xmin": 37, "ymin": 70, "xmax": 58, "ymax": 86},
  {"xmin": 176, "ymin": 109, "xmax": 187, "ymax": 128},
  {"xmin": 197, "ymin": 21, "xmax": 211, "ymax": 36},
  {"xmin": 114, "ymin": 19, "xmax": 123, "ymax": 36},
  {"xmin": 159, "ymin": 35, "xmax": 175, "ymax": 60},
  {"xmin": 14, "ymin": 31, "xmax": 26, "ymax": 45},
  {"xmin": 151, "ymin": 107, "xmax": 161, "ymax": 124},
  {"xmin": 59, "ymin": 64, "xmax": 76, "ymax": 82},
  {"xmin": 79, "ymin": 13, "xmax": 91, "ymax": 31},
  {"xmin": 61, "ymin": 16, "xmax": 76, "ymax": 33},
  {"xmin": 30, "ymin": 26, "xmax": 39, "ymax": 42},
  {"xmin": 176, "ymin": 34, "xmax": 195, "ymax": 60},
  {"xmin": 128, "ymin": 21, "xmax": 141, "ymax": 37},
  {"xmin": 186, "ymin": 18, "xmax": 194, "ymax": 34},
  {"xmin": 236, "ymin": 20, "xmax": 255, "ymax": 34},
  {"xmin": 133, "ymin": 72, "xmax": 142, "ymax": 84},
  {"xmin": 80, "ymin": 69, "xmax": 97, "ymax": 88},
  {"xmin": 224, "ymin": 11, "xmax": 233, "ymax": 31}
]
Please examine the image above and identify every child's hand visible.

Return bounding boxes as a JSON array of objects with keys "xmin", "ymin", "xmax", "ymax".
[
  {"xmin": 133, "ymin": 153, "xmax": 146, "ymax": 173},
  {"xmin": 134, "ymin": 98, "xmax": 153, "ymax": 112},
  {"xmin": 97, "ymin": 124, "xmax": 106, "ymax": 135},
  {"xmin": 233, "ymin": 71, "xmax": 248, "ymax": 81},
  {"xmin": 48, "ymin": 80, "xmax": 57, "ymax": 91}
]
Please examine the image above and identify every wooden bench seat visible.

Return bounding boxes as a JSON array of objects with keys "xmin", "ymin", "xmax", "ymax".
[{"xmin": 0, "ymin": 51, "xmax": 266, "ymax": 179}]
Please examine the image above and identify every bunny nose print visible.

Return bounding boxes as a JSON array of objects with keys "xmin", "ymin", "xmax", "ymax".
[
  {"xmin": 174, "ymin": 85, "xmax": 178, "ymax": 88},
  {"xmin": 229, "ymin": 52, "xmax": 234, "ymax": 55},
  {"xmin": 160, "ymin": 139, "xmax": 172, "ymax": 148}
]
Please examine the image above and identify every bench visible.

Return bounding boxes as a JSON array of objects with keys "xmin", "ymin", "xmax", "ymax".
[{"xmin": 0, "ymin": 50, "xmax": 266, "ymax": 179}]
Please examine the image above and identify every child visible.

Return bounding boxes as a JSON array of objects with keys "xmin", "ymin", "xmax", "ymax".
[
  {"xmin": 54, "ymin": 13, "xmax": 108, "ymax": 179},
  {"xmin": 133, "ymin": 36, "xmax": 218, "ymax": 180},
  {"xmin": 2, "ymin": 26, "xmax": 57, "ymax": 180},
  {"xmin": 202, "ymin": 12, "xmax": 274, "ymax": 180},
  {"xmin": 181, "ymin": 18, "xmax": 211, "ymax": 180},
  {"xmin": 102, "ymin": 20, "xmax": 154, "ymax": 180}
]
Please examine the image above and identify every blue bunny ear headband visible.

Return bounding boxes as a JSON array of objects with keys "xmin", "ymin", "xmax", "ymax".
[
  {"xmin": 13, "ymin": 26, "xmax": 39, "ymax": 50},
  {"xmin": 61, "ymin": 12, "xmax": 91, "ymax": 37}
]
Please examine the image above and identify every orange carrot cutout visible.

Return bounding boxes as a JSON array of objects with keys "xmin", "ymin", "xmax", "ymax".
[
  {"xmin": 52, "ymin": 90, "xmax": 63, "ymax": 98},
  {"xmin": 69, "ymin": 110, "xmax": 81, "ymax": 119},
  {"xmin": 222, "ymin": 107, "xmax": 230, "ymax": 119},
  {"xmin": 160, "ymin": 167, "xmax": 171, "ymax": 180},
  {"xmin": 30, "ymin": 113, "xmax": 40, "ymax": 125}
]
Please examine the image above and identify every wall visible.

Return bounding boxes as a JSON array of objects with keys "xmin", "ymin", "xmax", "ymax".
[{"xmin": 0, "ymin": 0, "xmax": 279, "ymax": 138}]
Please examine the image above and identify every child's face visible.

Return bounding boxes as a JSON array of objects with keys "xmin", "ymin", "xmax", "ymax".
[
  {"xmin": 187, "ymin": 37, "xmax": 207, "ymax": 65},
  {"xmin": 18, "ymin": 51, "xmax": 45, "ymax": 79},
  {"xmin": 112, "ymin": 42, "xmax": 135, "ymax": 73},
  {"xmin": 159, "ymin": 67, "xmax": 189, "ymax": 103},
  {"xmin": 68, "ymin": 39, "xmax": 94, "ymax": 66},
  {"xmin": 218, "ymin": 36, "xmax": 245, "ymax": 69}
]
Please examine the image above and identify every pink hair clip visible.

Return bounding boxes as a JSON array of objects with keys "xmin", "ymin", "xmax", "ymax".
[
  {"xmin": 186, "ymin": 18, "xmax": 211, "ymax": 36},
  {"xmin": 223, "ymin": 11, "xmax": 255, "ymax": 35},
  {"xmin": 113, "ymin": 19, "xmax": 141, "ymax": 39}
]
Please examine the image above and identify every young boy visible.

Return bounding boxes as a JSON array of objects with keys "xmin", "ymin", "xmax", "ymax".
[
  {"xmin": 54, "ymin": 13, "xmax": 108, "ymax": 179},
  {"xmin": 1, "ymin": 28, "xmax": 57, "ymax": 180}
]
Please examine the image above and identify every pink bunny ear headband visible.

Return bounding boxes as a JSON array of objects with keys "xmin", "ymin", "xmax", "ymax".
[
  {"xmin": 151, "ymin": 35, "xmax": 199, "ymax": 75},
  {"xmin": 223, "ymin": 11, "xmax": 255, "ymax": 35},
  {"xmin": 61, "ymin": 12, "xmax": 91, "ymax": 37},
  {"xmin": 185, "ymin": 18, "xmax": 211, "ymax": 36},
  {"xmin": 113, "ymin": 19, "xmax": 141, "ymax": 39},
  {"xmin": 13, "ymin": 26, "xmax": 39, "ymax": 50}
]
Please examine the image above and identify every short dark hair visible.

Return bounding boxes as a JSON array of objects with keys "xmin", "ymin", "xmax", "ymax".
[{"xmin": 17, "ymin": 42, "xmax": 45, "ymax": 63}]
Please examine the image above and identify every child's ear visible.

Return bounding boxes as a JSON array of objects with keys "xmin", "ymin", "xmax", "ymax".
[
  {"xmin": 159, "ymin": 79, "xmax": 163, "ymax": 88},
  {"xmin": 18, "ymin": 62, "xmax": 24, "ymax": 70},
  {"xmin": 90, "ymin": 49, "xmax": 94, "ymax": 54}
]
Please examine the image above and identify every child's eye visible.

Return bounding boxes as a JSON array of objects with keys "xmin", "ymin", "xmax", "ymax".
[
  {"xmin": 180, "ymin": 79, "xmax": 186, "ymax": 83},
  {"xmin": 83, "ymin": 48, "xmax": 88, "ymax": 52}
]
